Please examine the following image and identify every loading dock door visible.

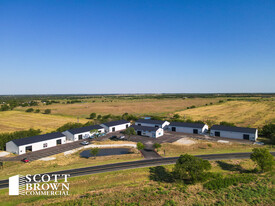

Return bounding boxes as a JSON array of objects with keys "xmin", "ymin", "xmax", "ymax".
[
  {"xmin": 243, "ymin": 134, "xmax": 250, "ymax": 140},
  {"xmin": 193, "ymin": 129, "xmax": 198, "ymax": 134},
  {"xmin": 25, "ymin": 146, "xmax": 32, "ymax": 152},
  {"xmin": 56, "ymin": 139, "xmax": 62, "ymax": 145},
  {"xmin": 112, "ymin": 127, "xmax": 115, "ymax": 132},
  {"xmin": 215, "ymin": 131, "xmax": 220, "ymax": 137},
  {"xmin": 78, "ymin": 134, "xmax": 83, "ymax": 140},
  {"xmin": 137, "ymin": 131, "xmax": 142, "ymax": 135},
  {"xmin": 172, "ymin": 127, "xmax": 176, "ymax": 132}
]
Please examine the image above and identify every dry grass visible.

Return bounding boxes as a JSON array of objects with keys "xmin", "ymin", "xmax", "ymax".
[
  {"xmin": 159, "ymin": 140, "xmax": 274, "ymax": 157},
  {"xmin": 176, "ymin": 100, "xmax": 275, "ymax": 128},
  {"xmin": 16, "ymin": 98, "xmax": 223, "ymax": 118},
  {"xmin": 0, "ymin": 111, "xmax": 87, "ymax": 133}
]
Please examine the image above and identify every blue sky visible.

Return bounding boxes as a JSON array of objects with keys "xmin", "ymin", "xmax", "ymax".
[{"xmin": 0, "ymin": 0, "xmax": 274, "ymax": 94}]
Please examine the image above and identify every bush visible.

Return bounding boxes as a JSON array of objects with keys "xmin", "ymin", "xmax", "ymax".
[
  {"xmin": 25, "ymin": 108, "xmax": 34, "ymax": 112},
  {"xmin": 137, "ymin": 142, "xmax": 144, "ymax": 150},
  {"xmin": 260, "ymin": 123, "xmax": 275, "ymax": 144},
  {"xmin": 56, "ymin": 122, "xmax": 84, "ymax": 132},
  {"xmin": 89, "ymin": 113, "xmax": 96, "ymax": 119},
  {"xmin": 203, "ymin": 174, "xmax": 257, "ymax": 190},
  {"xmin": 34, "ymin": 109, "xmax": 40, "ymax": 113},
  {"xmin": 44, "ymin": 109, "xmax": 51, "ymax": 114},
  {"xmin": 219, "ymin": 121, "xmax": 236, "ymax": 127},
  {"xmin": 250, "ymin": 148, "xmax": 275, "ymax": 172},
  {"xmin": 173, "ymin": 154, "xmax": 211, "ymax": 184}
]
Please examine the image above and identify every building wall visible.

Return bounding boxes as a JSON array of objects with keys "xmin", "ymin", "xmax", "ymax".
[
  {"xmin": 100, "ymin": 123, "xmax": 130, "ymax": 133},
  {"xmin": 6, "ymin": 141, "xmax": 19, "ymax": 154},
  {"xmin": 15, "ymin": 136, "xmax": 66, "ymax": 155},
  {"xmin": 210, "ymin": 130, "xmax": 258, "ymax": 141},
  {"xmin": 135, "ymin": 121, "xmax": 170, "ymax": 129},
  {"xmin": 63, "ymin": 128, "xmax": 104, "ymax": 141},
  {"xmin": 135, "ymin": 128, "xmax": 164, "ymax": 138},
  {"xmin": 168, "ymin": 125, "xmax": 208, "ymax": 134}
]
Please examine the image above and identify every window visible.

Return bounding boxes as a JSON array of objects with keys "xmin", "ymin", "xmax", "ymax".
[{"xmin": 43, "ymin": 143, "xmax": 48, "ymax": 148}]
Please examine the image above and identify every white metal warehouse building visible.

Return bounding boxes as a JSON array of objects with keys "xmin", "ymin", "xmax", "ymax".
[
  {"xmin": 131, "ymin": 125, "xmax": 164, "ymax": 138},
  {"xmin": 168, "ymin": 122, "xmax": 208, "ymax": 134},
  {"xmin": 135, "ymin": 119, "xmax": 170, "ymax": 129},
  {"xmin": 62, "ymin": 125, "xmax": 104, "ymax": 141},
  {"xmin": 100, "ymin": 119, "xmax": 130, "ymax": 133},
  {"xmin": 210, "ymin": 125, "xmax": 258, "ymax": 141},
  {"xmin": 6, "ymin": 132, "xmax": 66, "ymax": 155}
]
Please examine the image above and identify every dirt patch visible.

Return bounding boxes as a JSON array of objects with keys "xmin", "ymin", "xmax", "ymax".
[{"xmin": 173, "ymin": 138, "xmax": 196, "ymax": 145}]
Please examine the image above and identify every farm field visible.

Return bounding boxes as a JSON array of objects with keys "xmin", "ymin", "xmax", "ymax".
[
  {"xmin": 176, "ymin": 100, "xmax": 275, "ymax": 128},
  {"xmin": 0, "ymin": 159, "xmax": 273, "ymax": 206},
  {"xmin": 16, "ymin": 98, "xmax": 224, "ymax": 118},
  {"xmin": 0, "ymin": 111, "xmax": 87, "ymax": 134}
]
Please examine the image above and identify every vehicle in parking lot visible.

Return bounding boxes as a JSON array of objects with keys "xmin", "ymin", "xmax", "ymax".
[
  {"xmin": 118, "ymin": 135, "xmax": 125, "ymax": 140},
  {"xmin": 81, "ymin": 141, "xmax": 89, "ymax": 145},
  {"xmin": 21, "ymin": 158, "xmax": 30, "ymax": 163},
  {"xmin": 110, "ymin": 135, "xmax": 117, "ymax": 140}
]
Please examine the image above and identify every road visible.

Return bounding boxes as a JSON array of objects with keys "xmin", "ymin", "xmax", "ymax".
[{"xmin": 1, "ymin": 152, "xmax": 274, "ymax": 190}]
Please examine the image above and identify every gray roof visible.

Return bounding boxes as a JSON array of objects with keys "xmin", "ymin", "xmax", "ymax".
[
  {"xmin": 169, "ymin": 122, "xmax": 206, "ymax": 129},
  {"xmin": 102, "ymin": 119, "xmax": 130, "ymax": 127},
  {"xmin": 131, "ymin": 125, "xmax": 159, "ymax": 132},
  {"xmin": 11, "ymin": 132, "xmax": 65, "ymax": 146},
  {"xmin": 135, "ymin": 119, "xmax": 166, "ymax": 125},
  {"xmin": 211, "ymin": 125, "xmax": 257, "ymax": 133},
  {"xmin": 67, "ymin": 125, "xmax": 103, "ymax": 135}
]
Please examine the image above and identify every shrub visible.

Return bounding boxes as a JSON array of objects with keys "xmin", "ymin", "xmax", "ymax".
[
  {"xmin": 137, "ymin": 142, "xmax": 144, "ymax": 150},
  {"xmin": 25, "ymin": 108, "xmax": 34, "ymax": 112},
  {"xmin": 220, "ymin": 121, "xmax": 236, "ymax": 127},
  {"xmin": 34, "ymin": 109, "xmax": 40, "ymax": 113},
  {"xmin": 89, "ymin": 113, "xmax": 96, "ymax": 119},
  {"xmin": 44, "ymin": 109, "xmax": 51, "ymax": 114},
  {"xmin": 250, "ymin": 148, "xmax": 275, "ymax": 172},
  {"xmin": 203, "ymin": 174, "xmax": 257, "ymax": 190}
]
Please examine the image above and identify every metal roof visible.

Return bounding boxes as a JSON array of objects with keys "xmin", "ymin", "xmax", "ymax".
[
  {"xmin": 169, "ymin": 122, "xmax": 206, "ymax": 128},
  {"xmin": 211, "ymin": 125, "xmax": 257, "ymax": 133},
  {"xmin": 67, "ymin": 125, "xmax": 104, "ymax": 135},
  {"xmin": 131, "ymin": 125, "xmax": 159, "ymax": 132},
  {"xmin": 102, "ymin": 119, "xmax": 130, "ymax": 127},
  {"xmin": 11, "ymin": 132, "xmax": 65, "ymax": 146},
  {"xmin": 135, "ymin": 119, "xmax": 167, "ymax": 125}
]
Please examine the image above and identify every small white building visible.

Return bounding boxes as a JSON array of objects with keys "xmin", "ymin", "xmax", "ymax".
[
  {"xmin": 210, "ymin": 125, "xmax": 258, "ymax": 141},
  {"xmin": 168, "ymin": 122, "xmax": 208, "ymax": 134},
  {"xmin": 62, "ymin": 125, "xmax": 104, "ymax": 141},
  {"xmin": 6, "ymin": 132, "xmax": 66, "ymax": 155},
  {"xmin": 100, "ymin": 120, "xmax": 130, "ymax": 133},
  {"xmin": 131, "ymin": 125, "xmax": 164, "ymax": 138},
  {"xmin": 135, "ymin": 119, "xmax": 170, "ymax": 129}
]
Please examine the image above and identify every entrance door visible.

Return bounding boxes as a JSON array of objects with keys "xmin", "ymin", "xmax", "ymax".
[
  {"xmin": 112, "ymin": 127, "xmax": 115, "ymax": 132},
  {"xmin": 78, "ymin": 134, "xmax": 83, "ymax": 140},
  {"xmin": 215, "ymin": 131, "xmax": 220, "ymax": 137},
  {"xmin": 193, "ymin": 129, "xmax": 198, "ymax": 134},
  {"xmin": 243, "ymin": 134, "xmax": 250, "ymax": 140},
  {"xmin": 172, "ymin": 127, "xmax": 176, "ymax": 132},
  {"xmin": 25, "ymin": 146, "xmax": 32, "ymax": 152},
  {"xmin": 137, "ymin": 131, "xmax": 142, "ymax": 135},
  {"xmin": 126, "ymin": 124, "xmax": 129, "ymax": 128},
  {"xmin": 56, "ymin": 139, "xmax": 62, "ymax": 145}
]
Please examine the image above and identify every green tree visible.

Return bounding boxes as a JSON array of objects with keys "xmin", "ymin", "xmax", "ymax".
[
  {"xmin": 90, "ymin": 148, "xmax": 99, "ymax": 159},
  {"xmin": 25, "ymin": 108, "xmax": 34, "ymax": 112},
  {"xmin": 173, "ymin": 114, "xmax": 180, "ymax": 119},
  {"xmin": 44, "ymin": 109, "xmax": 51, "ymax": 114},
  {"xmin": 34, "ymin": 109, "xmax": 40, "ymax": 113},
  {"xmin": 89, "ymin": 113, "xmax": 97, "ymax": 119},
  {"xmin": 124, "ymin": 127, "xmax": 136, "ymax": 137},
  {"xmin": 250, "ymin": 148, "xmax": 275, "ymax": 172},
  {"xmin": 261, "ymin": 123, "xmax": 275, "ymax": 144},
  {"xmin": 137, "ymin": 142, "xmax": 144, "ymax": 150},
  {"xmin": 173, "ymin": 154, "xmax": 211, "ymax": 184},
  {"xmin": 153, "ymin": 143, "xmax": 162, "ymax": 152},
  {"xmin": 56, "ymin": 122, "xmax": 83, "ymax": 132},
  {"xmin": 90, "ymin": 129, "xmax": 99, "ymax": 138}
]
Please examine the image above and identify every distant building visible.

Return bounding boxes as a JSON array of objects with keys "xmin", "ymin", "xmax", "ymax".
[
  {"xmin": 6, "ymin": 132, "xmax": 66, "ymax": 155},
  {"xmin": 131, "ymin": 125, "xmax": 164, "ymax": 138},
  {"xmin": 62, "ymin": 125, "xmax": 104, "ymax": 141},
  {"xmin": 100, "ymin": 120, "xmax": 130, "ymax": 133},
  {"xmin": 135, "ymin": 119, "xmax": 170, "ymax": 129},
  {"xmin": 168, "ymin": 122, "xmax": 208, "ymax": 134},
  {"xmin": 210, "ymin": 125, "xmax": 258, "ymax": 141}
]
